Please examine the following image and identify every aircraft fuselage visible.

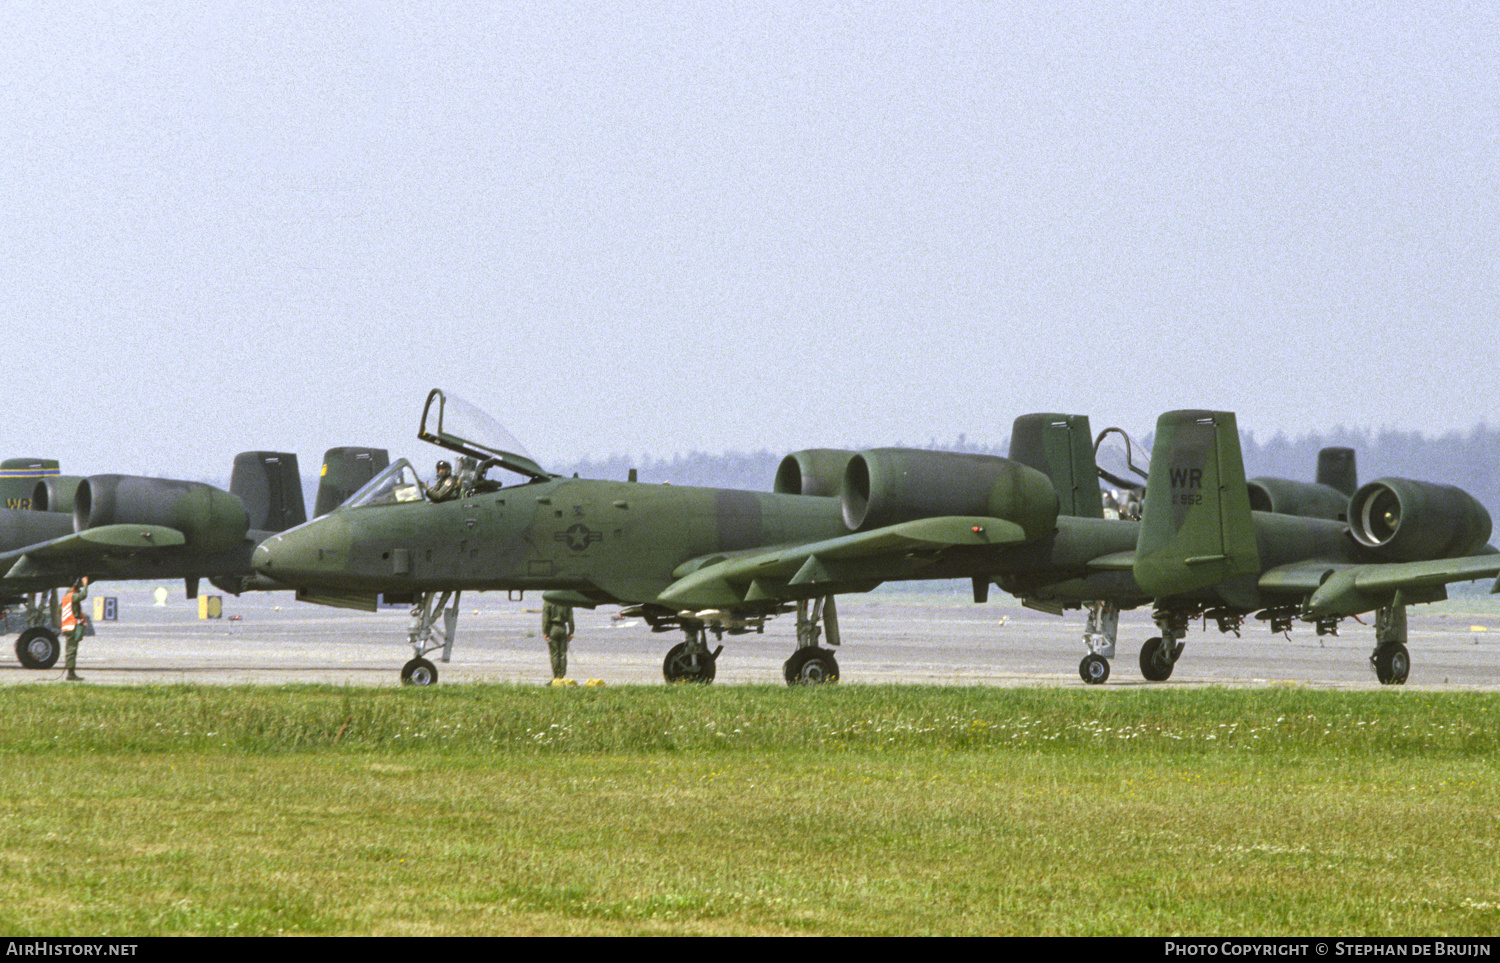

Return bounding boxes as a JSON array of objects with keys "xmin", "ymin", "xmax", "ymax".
[{"xmin": 255, "ymin": 478, "xmax": 854, "ymax": 607}]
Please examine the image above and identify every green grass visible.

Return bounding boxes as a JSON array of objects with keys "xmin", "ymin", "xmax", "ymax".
[{"xmin": 2, "ymin": 684, "xmax": 1498, "ymax": 935}]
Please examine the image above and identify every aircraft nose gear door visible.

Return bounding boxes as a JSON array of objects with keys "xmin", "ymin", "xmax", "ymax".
[{"xmin": 402, "ymin": 590, "xmax": 461, "ymax": 686}]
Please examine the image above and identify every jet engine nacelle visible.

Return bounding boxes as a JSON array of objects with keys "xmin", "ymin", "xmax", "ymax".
[
  {"xmin": 840, "ymin": 448, "xmax": 1059, "ymax": 537},
  {"xmin": 73, "ymin": 475, "xmax": 251, "ymax": 554},
  {"xmin": 1247, "ymin": 478, "xmax": 1349, "ymax": 522},
  {"xmin": 30, "ymin": 476, "xmax": 86, "ymax": 513},
  {"xmin": 1348, "ymin": 477, "xmax": 1492, "ymax": 561},
  {"xmin": 774, "ymin": 449, "xmax": 857, "ymax": 497}
]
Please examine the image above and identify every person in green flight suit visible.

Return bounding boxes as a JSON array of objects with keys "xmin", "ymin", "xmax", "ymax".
[
  {"xmin": 426, "ymin": 460, "xmax": 460, "ymax": 503},
  {"xmin": 542, "ymin": 599, "xmax": 574, "ymax": 681},
  {"xmin": 61, "ymin": 576, "xmax": 89, "ymax": 682}
]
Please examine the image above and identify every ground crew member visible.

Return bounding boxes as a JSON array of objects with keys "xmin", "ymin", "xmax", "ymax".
[
  {"xmin": 61, "ymin": 576, "xmax": 88, "ymax": 682},
  {"xmin": 427, "ymin": 460, "xmax": 460, "ymax": 503},
  {"xmin": 542, "ymin": 600, "xmax": 574, "ymax": 681}
]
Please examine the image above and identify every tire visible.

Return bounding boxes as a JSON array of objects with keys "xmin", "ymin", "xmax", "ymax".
[
  {"xmin": 401, "ymin": 657, "xmax": 438, "ymax": 686},
  {"xmin": 16, "ymin": 627, "xmax": 60, "ymax": 670},
  {"xmin": 1139, "ymin": 636, "xmax": 1174, "ymax": 682},
  {"xmin": 1372, "ymin": 643, "xmax": 1410, "ymax": 685},
  {"xmin": 1079, "ymin": 653, "xmax": 1110, "ymax": 685},
  {"xmin": 663, "ymin": 641, "xmax": 716, "ymax": 683},
  {"xmin": 784, "ymin": 648, "xmax": 839, "ymax": 686}
]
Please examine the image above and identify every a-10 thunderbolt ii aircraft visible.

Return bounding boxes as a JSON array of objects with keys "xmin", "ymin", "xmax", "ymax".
[
  {"xmin": 252, "ymin": 391, "xmax": 1500, "ymax": 687},
  {"xmin": 254, "ymin": 390, "xmax": 1137, "ymax": 684},
  {"xmin": 0, "ymin": 448, "xmax": 388, "ymax": 669},
  {"xmin": 1072, "ymin": 409, "xmax": 1500, "ymax": 686}
]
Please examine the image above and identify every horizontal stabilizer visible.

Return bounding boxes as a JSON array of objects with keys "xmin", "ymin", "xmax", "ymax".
[{"xmin": 1085, "ymin": 550, "xmax": 1136, "ymax": 571}]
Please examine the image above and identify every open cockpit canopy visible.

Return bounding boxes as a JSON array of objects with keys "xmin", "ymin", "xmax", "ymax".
[
  {"xmin": 418, "ymin": 388, "xmax": 555, "ymax": 484},
  {"xmin": 1094, "ymin": 426, "xmax": 1150, "ymax": 491}
]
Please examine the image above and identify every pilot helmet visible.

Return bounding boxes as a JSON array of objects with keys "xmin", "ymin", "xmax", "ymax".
[{"xmin": 436, "ymin": 460, "xmax": 452, "ymax": 475}]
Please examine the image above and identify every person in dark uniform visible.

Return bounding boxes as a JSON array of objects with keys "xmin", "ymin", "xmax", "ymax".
[
  {"xmin": 542, "ymin": 600, "xmax": 574, "ymax": 681},
  {"xmin": 427, "ymin": 460, "xmax": 460, "ymax": 503}
]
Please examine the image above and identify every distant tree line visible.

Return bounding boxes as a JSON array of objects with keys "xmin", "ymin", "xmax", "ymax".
[{"xmin": 558, "ymin": 424, "xmax": 1500, "ymax": 522}]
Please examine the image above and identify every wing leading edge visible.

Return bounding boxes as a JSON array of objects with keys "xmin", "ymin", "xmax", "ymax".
[{"xmin": 657, "ymin": 515, "xmax": 1031, "ymax": 609}]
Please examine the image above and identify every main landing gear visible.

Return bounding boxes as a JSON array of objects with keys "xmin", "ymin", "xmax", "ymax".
[
  {"xmin": 1370, "ymin": 603, "xmax": 1410, "ymax": 685},
  {"xmin": 663, "ymin": 626, "xmax": 721, "ymax": 683},
  {"xmin": 10, "ymin": 592, "xmax": 61, "ymax": 670},
  {"xmin": 655, "ymin": 595, "xmax": 842, "ymax": 685},
  {"xmin": 16, "ymin": 626, "xmax": 61, "ymax": 669},
  {"xmin": 1136, "ymin": 608, "xmax": 1190, "ymax": 682},
  {"xmin": 400, "ymin": 590, "xmax": 461, "ymax": 686},
  {"xmin": 1076, "ymin": 600, "xmax": 1184, "ymax": 685},
  {"xmin": 1073, "ymin": 597, "xmax": 1415, "ymax": 686},
  {"xmin": 783, "ymin": 596, "xmax": 839, "ymax": 686}
]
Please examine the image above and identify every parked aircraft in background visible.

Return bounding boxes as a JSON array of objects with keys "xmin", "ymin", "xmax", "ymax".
[
  {"xmin": 1091, "ymin": 410, "xmax": 1499, "ymax": 686},
  {"xmin": 0, "ymin": 448, "xmax": 387, "ymax": 669}
]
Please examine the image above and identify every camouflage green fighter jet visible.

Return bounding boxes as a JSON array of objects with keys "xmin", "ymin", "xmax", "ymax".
[
  {"xmin": 255, "ymin": 394, "xmax": 1500, "ymax": 688},
  {"xmin": 252, "ymin": 389, "xmax": 1155, "ymax": 685},
  {"xmin": 1080, "ymin": 409, "xmax": 1500, "ymax": 686},
  {"xmin": 0, "ymin": 449, "xmax": 388, "ymax": 669}
]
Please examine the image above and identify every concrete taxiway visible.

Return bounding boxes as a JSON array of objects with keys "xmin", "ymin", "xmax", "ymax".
[{"xmin": 4, "ymin": 583, "xmax": 1500, "ymax": 689}]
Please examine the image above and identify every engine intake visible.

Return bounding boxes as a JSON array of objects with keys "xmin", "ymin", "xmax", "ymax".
[
  {"xmin": 774, "ymin": 449, "xmax": 856, "ymax": 497},
  {"xmin": 840, "ymin": 449, "xmax": 1059, "ymax": 536},
  {"xmin": 74, "ymin": 475, "xmax": 250, "ymax": 554},
  {"xmin": 1348, "ymin": 477, "xmax": 1491, "ymax": 561}
]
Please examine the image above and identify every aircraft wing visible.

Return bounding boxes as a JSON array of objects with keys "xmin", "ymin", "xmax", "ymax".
[
  {"xmin": 0, "ymin": 525, "xmax": 187, "ymax": 580},
  {"xmin": 1259, "ymin": 556, "xmax": 1500, "ymax": 617},
  {"xmin": 657, "ymin": 515, "xmax": 1030, "ymax": 608}
]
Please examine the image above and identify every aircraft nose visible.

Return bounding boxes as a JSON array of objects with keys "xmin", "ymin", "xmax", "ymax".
[
  {"xmin": 253, "ymin": 524, "xmax": 332, "ymax": 583},
  {"xmin": 254, "ymin": 513, "xmax": 357, "ymax": 585}
]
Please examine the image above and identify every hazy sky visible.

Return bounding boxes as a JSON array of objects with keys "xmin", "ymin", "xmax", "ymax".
[{"xmin": 5, "ymin": 2, "xmax": 1497, "ymax": 480}]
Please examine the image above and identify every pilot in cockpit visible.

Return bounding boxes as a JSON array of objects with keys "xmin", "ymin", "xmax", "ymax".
[{"xmin": 426, "ymin": 460, "xmax": 461, "ymax": 503}]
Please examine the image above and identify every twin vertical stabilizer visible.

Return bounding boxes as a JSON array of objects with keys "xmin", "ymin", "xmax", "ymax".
[
  {"xmin": 1008, "ymin": 414, "xmax": 1104, "ymax": 519},
  {"xmin": 1133, "ymin": 410, "xmax": 1261, "ymax": 603}
]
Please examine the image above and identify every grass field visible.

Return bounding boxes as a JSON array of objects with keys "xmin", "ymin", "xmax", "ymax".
[{"xmin": 1, "ymin": 683, "xmax": 1498, "ymax": 935}]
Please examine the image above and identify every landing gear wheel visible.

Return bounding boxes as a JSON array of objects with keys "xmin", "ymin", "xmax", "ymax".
[
  {"xmin": 1372, "ymin": 643, "xmax": 1410, "ymax": 685},
  {"xmin": 1139, "ymin": 636, "xmax": 1174, "ymax": 682},
  {"xmin": 1079, "ymin": 653, "xmax": 1110, "ymax": 685},
  {"xmin": 784, "ymin": 648, "xmax": 839, "ymax": 686},
  {"xmin": 401, "ymin": 657, "xmax": 438, "ymax": 686},
  {"xmin": 663, "ymin": 642, "xmax": 716, "ymax": 683},
  {"xmin": 15, "ymin": 627, "xmax": 60, "ymax": 669}
]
